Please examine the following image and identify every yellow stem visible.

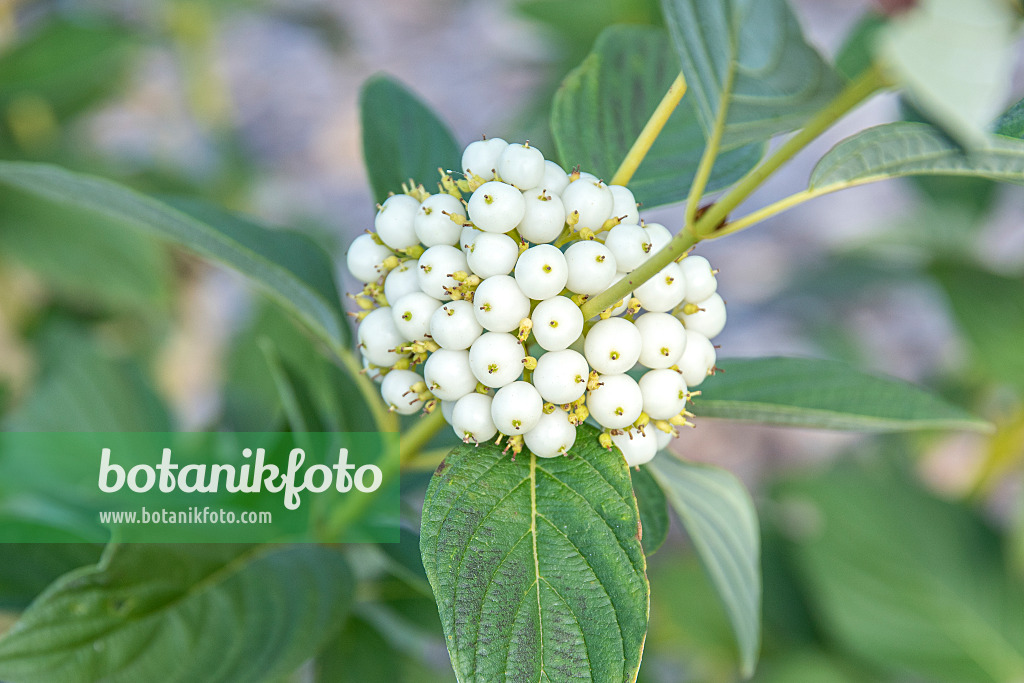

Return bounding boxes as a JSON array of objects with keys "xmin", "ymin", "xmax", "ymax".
[
  {"xmin": 610, "ymin": 73, "xmax": 688, "ymax": 187},
  {"xmin": 707, "ymin": 188, "xmax": 827, "ymax": 238},
  {"xmin": 685, "ymin": 69, "xmax": 734, "ymax": 226}
]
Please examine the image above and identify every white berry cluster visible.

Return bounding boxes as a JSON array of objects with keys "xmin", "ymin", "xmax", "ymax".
[{"xmin": 346, "ymin": 138, "xmax": 725, "ymax": 466}]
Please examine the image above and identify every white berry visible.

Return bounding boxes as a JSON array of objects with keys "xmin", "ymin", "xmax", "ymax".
[
  {"xmin": 414, "ymin": 193, "xmax": 465, "ymax": 247},
  {"xmin": 514, "ymin": 245, "xmax": 568, "ymax": 300},
  {"xmin": 587, "ymin": 373, "xmax": 643, "ymax": 429},
  {"xmin": 391, "ymin": 291, "xmax": 441, "ymax": 340},
  {"xmin": 461, "ymin": 137, "xmax": 508, "ymax": 181},
  {"xmin": 633, "ymin": 312, "xmax": 687, "ymax": 369},
  {"xmin": 417, "ymin": 244, "xmax": 468, "ymax": 300},
  {"xmin": 346, "ymin": 234, "xmax": 392, "ymax": 283},
  {"xmin": 383, "ymin": 258, "xmax": 420, "ymax": 304},
  {"xmin": 466, "ymin": 232, "xmax": 519, "ymax": 278},
  {"xmin": 524, "ymin": 407, "xmax": 576, "ymax": 458},
  {"xmin": 564, "ymin": 240, "xmax": 617, "ymax": 296},
  {"xmin": 644, "ymin": 223, "xmax": 672, "ymax": 254},
  {"xmin": 474, "ymin": 275, "xmax": 531, "ymax": 333},
  {"xmin": 467, "ymin": 181, "xmax": 525, "ymax": 233},
  {"xmin": 532, "ymin": 349, "xmax": 589, "ymax": 405},
  {"xmin": 633, "ymin": 262, "xmax": 686, "ymax": 312},
  {"xmin": 357, "ymin": 307, "xmax": 409, "ymax": 367},
  {"xmin": 679, "ymin": 254, "xmax": 718, "ymax": 302},
  {"xmin": 584, "ymin": 318, "xmax": 642, "ymax": 375},
  {"xmin": 491, "ymin": 380, "xmax": 543, "ymax": 435},
  {"xmin": 429, "ymin": 300, "xmax": 483, "ymax": 350},
  {"xmin": 677, "ymin": 330, "xmax": 716, "ymax": 388},
  {"xmin": 538, "ymin": 160, "xmax": 570, "ymax": 195},
  {"xmin": 604, "ymin": 223, "xmax": 651, "ymax": 272},
  {"xmin": 381, "ymin": 369, "xmax": 426, "ymax": 415},
  {"xmin": 423, "ymin": 349, "xmax": 477, "ymax": 401},
  {"xmin": 609, "ymin": 185, "xmax": 640, "ymax": 226},
  {"xmin": 374, "ymin": 194, "xmax": 421, "ymax": 250},
  {"xmin": 638, "ymin": 368, "xmax": 688, "ymax": 420},
  {"xmin": 531, "ymin": 296, "xmax": 584, "ymax": 351},
  {"xmin": 561, "ymin": 177, "xmax": 613, "ymax": 230},
  {"xmin": 611, "ymin": 428, "xmax": 658, "ymax": 467},
  {"xmin": 497, "ymin": 143, "xmax": 545, "ymax": 190},
  {"xmin": 451, "ymin": 392, "xmax": 497, "ymax": 444},
  {"xmin": 468, "ymin": 331, "xmax": 525, "ymax": 388},
  {"xmin": 678, "ymin": 292, "xmax": 727, "ymax": 339},
  {"xmin": 518, "ymin": 189, "xmax": 567, "ymax": 244}
]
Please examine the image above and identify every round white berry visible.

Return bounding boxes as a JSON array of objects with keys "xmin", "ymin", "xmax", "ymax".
[
  {"xmin": 564, "ymin": 240, "xmax": 617, "ymax": 296},
  {"xmin": 414, "ymin": 193, "xmax": 465, "ymax": 247},
  {"xmin": 461, "ymin": 137, "xmax": 508, "ymax": 181},
  {"xmin": 603, "ymin": 223, "xmax": 651, "ymax": 272},
  {"xmin": 609, "ymin": 185, "xmax": 640, "ymax": 226},
  {"xmin": 473, "ymin": 275, "xmax": 531, "ymax": 333},
  {"xmin": 584, "ymin": 318, "xmax": 642, "ymax": 375},
  {"xmin": 374, "ymin": 194, "xmax": 421, "ymax": 250},
  {"xmin": 423, "ymin": 349, "xmax": 477, "ymax": 401},
  {"xmin": 429, "ymin": 300, "xmax": 483, "ymax": 350},
  {"xmin": 679, "ymin": 254, "xmax": 718, "ymax": 302},
  {"xmin": 491, "ymin": 380, "xmax": 543, "ymax": 436},
  {"xmin": 514, "ymin": 245, "xmax": 568, "ymax": 300},
  {"xmin": 517, "ymin": 189, "xmax": 567, "ymax": 244},
  {"xmin": 587, "ymin": 373, "xmax": 643, "ymax": 429},
  {"xmin": 633, "ymin": 262, "xmax": 687, "ymax": 312},
  {"xmin": 346, "ymin": 234, "xmax": 393, "ymax": 283},
  {"xmin": 381, "ymin": 369, "xmax": 426, "ymax": 415},
  {"xmin": 467, "ymin": 181, "xmax": 525, "ymax": 234},
  {"xmin": 468, "ymin": 331, "xmax": 525, "ymax": 388},
  {"xmin": 678, "ymin": 292, "xmax": 727, "ymax": 339},
  {"xmin": 497, "ymin": 143, "xmax": 545, "ymax": 190},
  {"xmin": 677, "ymin": 330, "xmax": 716, "ymax": 388},
  {"xmin": 357, "ymin": 307, "xmax": 409, "ymax": 367},
  {"xmin": 531, "ymin": 296, "xmax": 584, "ymax": 351},
  {"xmin": 611, "ymin": 428, "xmax": 658, "ymax": 467},
  {"xmin": 417, "ymin": 245, "xmax": 468, "ymax": 300},
  {"xmin": 561, "ymin": 177, "xmax": 613, "ymax": 230},
  {"xmin": 532, "ymin": 349, "xmax": 589, "ymax": 405},
  {"xmin": 524, "ymin": 407, "xmax": 576, "ymax": 458},
  {"xmin": 466, "ymin": 231, "xmax": 519, "ymax": 278},
  {"xmin": 383, "ymin": 258, "xmax": 420, "ymax": 304},
  {"xmin": 390, "ymin": 292, "xmax": 441, "ymax": 340},
  {"xmin": 644, "ymin": 223, "xmax": 672, "ymax": 254},
  {"xmin": 459, "ymin": 225, "xmax": 483, "ymax": 254},
  {"xmin": 638, "ymin": 368, "xmax": 688, "ymax": 420},
  {"xmin": 633, "ymin": 312, "xmax": 687, "ymax": 369},
  {"xmin": 538, "ymin": 160, "xmax": 570, "ymax": 195},
  {"xmin": 451, "ymin": 392, "xmax": 497, "ymax": 444}
]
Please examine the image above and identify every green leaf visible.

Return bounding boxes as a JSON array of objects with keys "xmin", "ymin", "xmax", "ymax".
[
  {"xmin": 877, "ymin": 0, "xmax": 1019, "ymax": 148},
  {"xmin": 0, "ymin": 162, "xmax": 349, "ymax": 349},
  {"xmin": 551, "ymin": 25, "xmax": 764, "ymax": 207},
  {"xmin": 420, "ymin": 424, "xmax": 648, "ymax": 682},
  {"xmin": 696, "ymin": 356, "xmax": 989, "ymax": 432},
  {"xmin": 810, "ymin": 122, "xmax": 1024, "ymax": 197},
  {"xmin": 0, "ymin": 544, "xmax": 103, "ymax": 610},
  {"xmin": 0, "ymin": 187, "xmax": 172, "ymax": 313},
  {"xmin": 648, "ymin": 456, "xmax": 760, "ymax": 677},
  {"xmin": 360, "ymin": 75, "xmax": 461, "ymax": 204},
  {"xmin": 994, "ymin": 96, "xmax": 1024, "ymax": 139},
  {"xmin": 660, "ymin": 0, "xmax": 844, "ymax": 149},
  {"xmin": 930, "ymin": 263, "xmax": 1024, "ymax": 393},
  {"xmin": 632, "ymin": 465, "xmax": 669, "ymax": 555},
  {"xmin": 0, "ymin": 544, "xmax": 353, "ymax": 683},
  {"xmin": 775, "ymin": 458, "xmax": 1024, "ymax": 682},
  {"xmin": 834, "ymin": 12, "xmax": 887, "ymax": 82}
]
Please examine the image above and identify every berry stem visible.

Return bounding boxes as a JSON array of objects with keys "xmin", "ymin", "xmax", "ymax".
[
  {"xmin": 400, "ymin": 407, "xmax": 447, "ymax": 467},
  {"xmin": 610, "ymin": 72, "xmax": 688, "ymax": 187},
  {"xmin": 581, "ymin": 65, "xmax": 887, "ymax": 320},
  {"xmin": 684, "ymin": 68, "xmax": 734, "ymax": 227}
]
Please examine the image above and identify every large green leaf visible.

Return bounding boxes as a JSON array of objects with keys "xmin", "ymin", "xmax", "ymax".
[
  {"xmin": 0, "ymin": 544, "xmax": 103, "ymax": 611},
  {"xmin": 420, "ymin": 424, "xmax": 648, "ymax": 682},
  {"xmin": 360, "ymin": 75, "xmax": 461, "ymax": 203},
  {"xmin": 648, "ymin": 456, "xmax": 760, "ymax": 677},
  {"xmin": 0, "ymin": 162, "xmax": 349, "ymax": 349},
  {"xmin": 0, "ymin": 543, "xmax": 353, "ymax": 683},
  {"xmin": 550, "ymin": 25, "xmax": 764, "ymax": 208},
  {"xmin": 810, "ymin": 122, "xmax": 1024, "ymax": 195},
  {"xmin": 930, "ymin": 263, "xmax": 1024, "ymax": 393},
  {"xmin": 632, "ymin": 465, "xmax": 669, "ymax": 556},
  {"xmin": 660, "ymin": 0, "xmax": 843, "ymax": 149},
  {"xmin": 775, "ymin": 458, "xmax": 1024, "ymax": 682},
  {"xmin": 876, "ymin": 0, "xmax": 1019, "ymax": 148},
  {"xmin": 696, "ymin": 357, "xmax": 989, "ymax": 432}
]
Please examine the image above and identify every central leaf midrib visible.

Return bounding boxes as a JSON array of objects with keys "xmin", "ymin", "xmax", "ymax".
[{"xmin": 529, "ymin": 453, "xmax": 545, "ymax": 682}]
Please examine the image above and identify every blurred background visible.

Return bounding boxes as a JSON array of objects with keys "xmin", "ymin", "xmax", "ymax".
[{"xmin": 0, "ymin": 0, "xmax": 1022, "ymax": 681}]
